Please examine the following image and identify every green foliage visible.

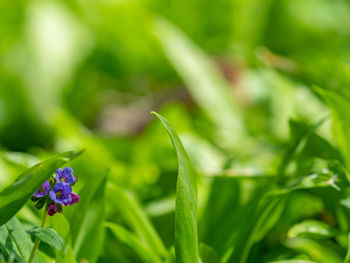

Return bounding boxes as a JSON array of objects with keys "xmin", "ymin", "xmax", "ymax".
[
  {"xmin": 106, "ymin": 222, "xmax": 161, "ymax": 263},
  {"xmin": 109, "ymin": 184, "xmax": 168, "ymax": 261},
  {"xmin": 69, "ymin": 171, "xmax": 107, "ymax": 263},
  {"xmin": 2, "ymin": 0, "xmax": 350, "ymax": 262},
  {"xmin": 287, "ymin": 220, "xmax": 337, "ymax": 239},
  {"xmin": 31, "ymin": 227, "xmax": 64, "ymax": 251},
  {"xmin": 0, "ymin": 217, "xmax": 49, "ymax": 263}
]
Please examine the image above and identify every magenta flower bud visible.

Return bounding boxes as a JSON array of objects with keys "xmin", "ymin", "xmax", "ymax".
[
  {"xmin": 64, "ymin": 193, "xmax": 80, "ymax": 206},
  {"xmin": 71, "ymin": 193, "xmax": 80, "ymax": 204},
  {"xmin": 47, "ymin": 203, "xmax": 57, "ymax": 216}
]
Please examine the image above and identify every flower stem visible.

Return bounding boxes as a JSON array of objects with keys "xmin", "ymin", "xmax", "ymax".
[{"xmin": 27, "ymin": 209, "xmax": 48, "ymax": 263}]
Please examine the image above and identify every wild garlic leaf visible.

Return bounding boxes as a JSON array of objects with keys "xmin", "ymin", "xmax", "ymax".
[{"xmin": 152, "ymin": 112, "xmax": 199, "ymax": 263}]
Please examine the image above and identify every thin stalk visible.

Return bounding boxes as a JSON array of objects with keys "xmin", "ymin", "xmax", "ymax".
[{"xmin": 27, "ymin": 209, "xmax": 48, "ymax": 263}]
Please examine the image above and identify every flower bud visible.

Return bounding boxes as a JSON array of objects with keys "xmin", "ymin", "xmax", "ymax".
[
  {"xmin": 34, "ymin": 197, "xmax": 47, "ymax": 210},
  {"xmin": 49, "ymin": 176, "xmax": 56, "ymax": 187},
  {"xmin": 56, "ymin": 203, "xmax": 63, "ymax": 213},
  {"xmin": 64, "ymin": 193, "xmax": 80, "ymax": 206},
  {"xmin": 47, "ymin": 203, "xmax": 57, "ymax": 216},
  {"xmin": 71, "ymin": 193, "xmax": 80, "ymax": 204}
]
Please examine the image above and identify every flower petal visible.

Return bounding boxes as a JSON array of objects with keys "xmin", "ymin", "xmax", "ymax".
[
  {"xmin": 62, "ymin": 194, "xmax": 72, "ymax": 205},
  {"xmin": 42, "ymin": 180, "xmax": 50, "ymax": 190},
  {"xmin": 49, "ymin": 190, "xmax": 56, "ymax": 201},
  {"xmin": 63, "ymin": 167, "xmax": 73, "ymax": 177},
  {"xmin": 61, "ymin": 183, "xmax": 72, "ymax": 193},
  {"xmin": 55, "ymin": 168, "xmax": 64, "ymax": 181}
]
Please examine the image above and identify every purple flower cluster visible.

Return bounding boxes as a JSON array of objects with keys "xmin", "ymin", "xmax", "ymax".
[{"xmin": 32, "ymin": 167, "xmax": 80, "ymax": 216}]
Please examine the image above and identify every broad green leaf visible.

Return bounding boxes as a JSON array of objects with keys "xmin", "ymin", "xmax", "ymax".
[
  {"xmin": 105, "ymin": 222, "xmax": 161, "ymax": 263},
  {"xmin": 316, "ymin": 88, "xmax": 350, "ymax": 173},
  {"xmin": 109, "ymin": 184, "xmax": 168, "ymax": 261},
  {"xmin": 199, "ymin": 243, "xmax": 221, "ymax": 263},
  {"xmin": 152, "ymin": 112, "xmax": 199, "ymax": 263},
  {"xmin": 278, "ymin": 119, "xmax": 325, "ymax": 176},
  {"xmin": 1, "ymin": 217, "xmax": 49, "ymax": 263},
  {"xmin": 48, "ymin": 213, "xmax": 76, "ymax": 263},
  {"xmin": 31, "ymin": 227, "xmax": 64, "ymax": 251},
  {"xmin": 4, "ymin": 217, "xmax": 32, "ymax": 261},
  {"xmin": 2, "ymin": 152, "xmax": 40, "ymax": 169},
  {"xmin": 225, "ymin": 193, "xmax": 286, "ymax": 263},
  {"xmin": 0, "ymin": 225, "xmax": 23, "ymax": 262},
  {"xmin": 345, "ymin": 232, "xmax": 350, "ymax": 263},
  {"xmin": 274, "ymin": 159, "xmax": 350, "ymax": 195},
  {"xmin": 0, "ymin": 151, "xmax": 82, "ymax": 226},
  {"xmin": 267, "ymin": 260, "xmax": 315, "ymax": 263},
  {"xmin": 153, "ymin": 19, "xmax": 245, "ymax": 148},
  {"xmin": 200, "ymin": 178, "xmax": 240, "ymax": 243},
  {"xmin": 68, "ymin": 171, "xmax": 107, "ymax": 263},
  {"xmin": 284, "ymin": 237, "xmax": 342, "ymax": 263},
  {"xmin": 287, "ymin": 220, "xmax": 337, "ymax": 239}
]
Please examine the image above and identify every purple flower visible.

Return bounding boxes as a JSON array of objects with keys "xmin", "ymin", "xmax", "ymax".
[
  {"xmin": 33, "ymin": 180, "xmax": 50, "ymax": 198},
  {"xmin": 65, "ymin": 193, "xmax": 80, "ymax": 206},
  {"xmin": 47, "ymin": 204, "xmax": 57, "ymax": 216},
  {"xmin": 49, "ymin": 183, "xmax": 72, "ymax": 204},
  {"xmin": 56, "ymin": 167, "xmax": 76, "ymax": 185}
]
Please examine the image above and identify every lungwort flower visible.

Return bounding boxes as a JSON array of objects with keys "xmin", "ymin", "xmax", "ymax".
[
  {"xmin": 33, "ymin": 180, "xmax": 50, "ymax": 198},
  {"xmin": 49, "ymin": 182, "xmax": 73, "ymax": 204},
  {"xmin": 31, "ymin": 167, "xmax": 80, "ymax": 216},
  {"xmin": 56, "ymin": 167, "xmax": 76, "ymax": 185}
]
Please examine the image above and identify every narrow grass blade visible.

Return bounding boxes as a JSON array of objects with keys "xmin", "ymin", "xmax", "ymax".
[
  {"xmin": 105, "ymin": 222, "xmax": 161, "ymax": 263},
  {"xmin": 109, "ymin": 184, "xmax": 168, "ymax": 261}
]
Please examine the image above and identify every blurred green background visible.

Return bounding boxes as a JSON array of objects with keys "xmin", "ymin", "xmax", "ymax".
[{"xmin": 2, "ymin": 0, "xmax": 350, "ymax": 262}]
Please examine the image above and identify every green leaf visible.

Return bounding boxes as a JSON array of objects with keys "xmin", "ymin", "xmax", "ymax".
[
  {"xmin": 344, "ymin": 232, "xmax": 350, "ymax": 263},
  {"xmin": 199, "ymin": 243, "xmax": 221, "ymax": 263},
  {"xmin": 0, "ymin": 151, "xmax": 82, "ymax": 226},
  {"xmin": 200, "ymin": 178, "xmax": 240, "ymax": 244},
  {"xmin": 267, "ymin": 260, "xmax": 316, "ymax": 263},
  {"xmin": 287, "ymin": 220, "xmax": 337, "ymax": 239},
  {"xmin": 274, "ymin": 159, "xmax": 350, "ymax": 195},
  {"xmin": 315, "ymin": 88, "xmax": 350, "ymax": 172},
  {"xmin": 152, "ymin": 112, "xmax": 199, "ymax": 263},
  {"xmin": 4, "ymin": 217, "xmax": 33, "ymax": 261},
  {"xmin": 31, "ymin": 227, "xmax": 64, "ymax": 251},
  {"xmin": 0, "ymin": 217, "xmax": 49, "ymax": 263},
  {"xmin": 225, "ymin": 193, "xmax": 286, "ymax": 263},
  {"xmin": 109, "ymin": 184, "xmax": 168, "ymax": 261},
  {"xmin": 105, "ymin": 222, "xmax": 161, "ymax": 263},
  {"xmin": 284, "ymin": 237, "xmax": 343, "ymax": 263},
  {"xmin": 48, "ymin": 213, "xmax": 76, "ymax": 263},
  {"xmin": 68, "ymin": 171, "xmax": 107, "ymax": 263},
  {"xmin": 278, "ymin": 118, "xmax": 325, "ymax": 176},
  {"xmin": 0, "ymin": 226, "xmax": 23, "ymax": 262}
]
